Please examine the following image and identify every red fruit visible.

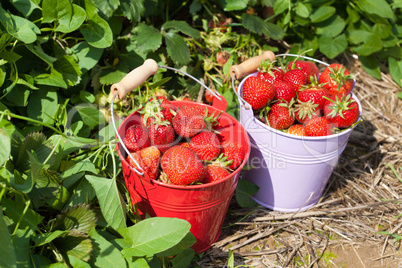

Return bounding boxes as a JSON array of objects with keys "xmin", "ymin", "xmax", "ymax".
[
  {"xmin": 288, "ymin": 124, "xmax": 306, "ymax": 136},
  {"xmin": 221, "ymin": 140, "xmax": 246, "ymax": 170},
  {"xmin": 323, "ymin": 94, "xmax": 360, "ymax": 128},
  {"xmin": 127, "ymin": 146, "xmax": 160, "ymax": 180},
  {"xmin": 283, "ymin": 68, "xmax": 307, "ymax": 91},
  {"xmin": 204, "ymin": 89, "xmax": 215, "ymax": 103},
  {"xmin": 294, "ymin": 100, "xmax": 321, "ymax": 125},
  {"xmin": 148, "ymin": 123, "xmax": 176, "ymax": 153},
  {"xmin": 242, "ymin": 76, "xmax": 275, "ymax": 110},
  {"xmin": 307, "ymin": 61, "xmax": 319, "ymax": 82},
  {"xmin": 205, "ymin": 165, "xmax": 230, "ymax": 183},
  {"xmin": 256, "ymin": 60, "xmax": 285, "ymax": 84},
  {"xmin": 217, "ymin": 51, "xmax": 229, "ymax": 65},
  {"xmin": 141, "ymin": 96, "xmax": 176, "ymax": 126},
  {"xmin": 298, "ymin": 78, "xmax": 329, "ymax": 110},
  {"xmin": 319, "ymin": 63, "xmax": 354, "ymax": 97},
  {"xmin": 267, "ymin": 102, "xmax": 295, "ymax": 130},
  {"xmin": 172, "ymin": 106, "xmax": 206, "ymax": 138},
  {"xmin": 287, "ymin": 60, "xmax": 319, "ymax": 84},
  {"xmin": 124, "ymin": 124, "xmax": 151, "ymax": 152},
  {"xmin": 189, "ymin": 131, "xmax": 221, "ymax": 161},
  {"xmin": 161, "ymin": 145, "xmax": 206, "ymax": 185},
  {"xmin": 273, "ymin": 80, "xmax": 296, "ymax": 103},
  {"xmin": 304, "ymin": 117, "xmax": 333, "ymax": 136}
]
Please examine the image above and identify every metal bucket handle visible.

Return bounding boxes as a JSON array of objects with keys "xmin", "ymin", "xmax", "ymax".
[{"xmin": 110, "ymin": 59, "xmax": 226, "ymax": 176}]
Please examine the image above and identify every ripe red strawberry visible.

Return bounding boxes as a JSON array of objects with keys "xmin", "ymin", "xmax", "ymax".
[
  {"xmin": 283, "ymin": 68, "xmax": 307, "ymax": 91},
  {"xmin": 304, "ymin": 117, "xmax": 333, "ymax": 136},
  {"xmin": 172, "ymin": 106, "xmax": 206, "ymax": 138},
  {"xmin": 298, "ymin": 78, "xmax": 329, "ymax": 110},
  {"xmin": 307, "ymin": 61, "xmax": 319, "ymax": 82},
  {"xmin": 294, "ymin": 100, "xmax": 321, "ymax": 125},
  {"xmin": 148, "ymin": 122, "xmax": 176, "ymax": 153},
  {"xmin": 323, "ymin": 94, "xmax": 360, "ymax": 128},
  {"xmin": 267, "ymin": 101, "xmax": 295, "ymax": 130},
  {"xmin": 127, "ymin": 146, "xmax": 160, "ymax": 180},
  {"xmin": 287, "ymin": 124, "xmax": 306, "ymax": 136},
  {"xmin": 242, "ymin": 76, "xmax": 275, "ymax": 110},
  {"xmin": 189, "ymin": 131, "xmax": 221, "ymax": 161},
  {"xmin": 221, "ymin": 140, "xmax": 246, "ymax": 170},
  {"xmin": 124, "ymin": 124, "xmax": 151, "ymax": 152},
  {"xmin": 319, "ymin": 63, "xmax": 354, "ymax": 97},
  {"xmin": 273, "ymin": 80, "xmax": 296, "ymax": 103},
  {"xmin": 204, "ymin": 89, "xmax": 216, "ymax": 103},
  {"xmin": 256, "ymin": 60, "xmax": 285, "ymax": 84},
  {"xmin": 205, "ymin": 165, "xmax": 231, "ymax": 183},
  {"xmin": 161, "ymin": 145, "xmax": 206, "ymax": 185},
  {"xmin": 287, "ymin": 60, "xmax": 319, "ymax": 84},
  {"xmin": 141, "ymin": 96, "xmax": 176, "ymax": 126}
]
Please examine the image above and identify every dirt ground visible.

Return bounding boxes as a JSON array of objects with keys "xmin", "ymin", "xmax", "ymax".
[{"xmin": 196, "ymin": 54, "xmax": 402, "ymax": 268}]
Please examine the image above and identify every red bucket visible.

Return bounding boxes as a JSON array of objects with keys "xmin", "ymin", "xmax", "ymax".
[{"xmin": 111, "ymin": 60, "xmax": 251, "ymax": 253}]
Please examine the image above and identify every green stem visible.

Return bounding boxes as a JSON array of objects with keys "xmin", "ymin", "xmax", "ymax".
[
  {"xmin": 109, "ymin": 141, "xmax": 117, "ymax": 180},
  {"xmin": 0, "ymin": 185, "xmax": 6, "ymax": 203},
  {"xmin": 43, "ymin": 136, "xmax": 62, "ymax": 166},
  {"xmin": 12, "ymin": 200, "xmax": 31, "ymax": 237},
  {"xmin": 4, "ymin": 111, "xmax": 63, "ymax": 135}
]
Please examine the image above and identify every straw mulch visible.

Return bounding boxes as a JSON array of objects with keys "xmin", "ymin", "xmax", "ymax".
[{"xmin": 198, "ymin": 54, "xmax": 402, "ymax": 268}]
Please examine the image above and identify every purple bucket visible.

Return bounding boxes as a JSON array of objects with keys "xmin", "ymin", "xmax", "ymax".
[{"xmin": 234, "ymin": 56, "xmax": 362, "ymax": 212}]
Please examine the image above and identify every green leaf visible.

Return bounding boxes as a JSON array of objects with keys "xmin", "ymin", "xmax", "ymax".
[
  {"xmin": 353, "ymin": 34, "xmax": 382, "ymax": 56},
  {"xmin": 358, "ymin": 0, "xmax": 395, "ymax": 19},
  {"xmin": 273, "ymin": 0, "xmax": 289, "ymax": 14},
  {"xmin": 10, "ymin": 0, "xmax": 40, "ymax": 17},
  {"xmin": 235, "ymin": 179, "xmax": 259, "ymax": 208},
  {"xmin": 388, "ymin": 57, "xmax": 402, "ymax": 87},
  {"xmin": 164, "ymin": 32, "xmax": 190, "ymax": 65},
  {"xmin": 162, "ymin": 20, "xmax": 201, "ymax": 38},
  {"xmin": 33, "ymin": 230, "xmax": 71, "ymax": 247},
  {"xmin": 80, "ymin": 91, "xmax": 95, "ymax": 103},
  {"xmin": 53, "ymin": 230, "xmax": 93, "ymax": 262},
  {"xmin": 0, "ymin": 6, "xmax": 40, "ymax": 44},
  {"xmin": 2, "ymin": 198, "xmax": 44, "ymax": 230},
  {"xmin": 56, "ymin": 4, "xmax": 86, "ymax": 33},
  {"xmin": 25, "ymin": 44, "xmax": 57, "ymax": 66},
  {"xmin": 0, "ymin": 128, "xmax": 11, "ymax": 166},
  {"xmin": 0, "ymin": 208, "xmax": 16, "ymax": 268},
  {"xmin": 224, "ymin": 0, "xmax": 249, "ymax": 11},
  {"xmin": 92, "ymin": 0, "xmax": 119, "ymax": 18},
  {"xmin": 120, "ymin": 0, "xmax": 145, "ymax": 22},
  {"xmin": 80, "ymin": 14, "xmax": 113, "ymax": 48},
  {"xmin": 73, "ymin": 104, "xmax": 104, "ymax": 129},
  {"xmin": 359, "ymin": 55, "xmax": 382, "ymax": 80},
  {"xmin": 42, "ymin": 0, "xmax": 86, "ymax": 33},
  {"xmin": 119, "ymin": 217, "xmax": 191, "ymax": 257},
  {"xmin": 86, "ymin": 175, "xmax": 126, "ymax": 230},
  {"xmin": 295, "ymin": 2, "xmax": 310, "ymax": 18},
  {"xmin": 61, "ymin": 159, "xmax": 98, "ymax": 179},
  {"xmin": 315, "ymin": 15, "xmax": 346, "ymax": 37},
  {"xmin": 156, "ymin": 232, "xmax": 196, "ymax": 257},
  {"xmin": 70, "ymin": 41, "xmax": 103, "ymax": 74},
  {"xmin": 35, "ymin": 69, "xmax": 67, "ymax": 88},
  {"xmin": 53, "ymin": 204, "xmax": 97, "ymax": 234},
  {"xmin": 170, "ymin": 248, "xmax": 195, "ymax": 268},
  {"xmin": 63, "ymin": 179, "xmax": 96, "ymax": 208},
  {"xmin": 4, "ymin": 85, "xmax": 30, "ymax": 107},
  {"xmin": 13, "ymin": 227, "xmax": 33, "ymax": 268},
  {"xmin": 133, "ymin": 23, "xmax": 163, "ymax": 54},
  {"xmin": 54, "ymin": 55, "xmax": 82, "ymax": 86},
  {"xmin": 318, "ymin": 33, "xmax": 348, "ymax": 59},
  {"xmin": 27, "ymin": 89, "xmax": 58, "ymax": 125},
  {"xmin": 88, "ymin": 229, "xmax": 126, "ymax": 268},
  {"xmin": 310, "ymin": 6, "xmax": 336, "ymax": 23},
  {"xmin": 241, "ymin": 13, "xmax": 284, "ymax": 40},
  {"xmin": 15, "ymin": 132, "xmax": 47, "ymax": 172}
]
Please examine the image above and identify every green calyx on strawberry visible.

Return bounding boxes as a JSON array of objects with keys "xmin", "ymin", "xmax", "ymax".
[
  {"xmin": 294, "ymin": 99, "xmax": 320, "ymax": 125},
  {"xmin": 204, "ymin": 153, "xmax": 233, "ymax": 183},
  {"xmin": 319, "ymin": 63, "xmax": 354, "ymax": 97},
  {"xmin": 256, "ymin": 59, "xmax": 285, "ymax": 84},
  {"xmin": 323, "ymin": 94, "xmax": 360, "ymax": 129}
]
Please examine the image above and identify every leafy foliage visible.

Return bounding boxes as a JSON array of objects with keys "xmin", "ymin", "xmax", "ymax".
[{"xmin": 0, "ymin": 0, "xmax": 401, "ymax": 266}]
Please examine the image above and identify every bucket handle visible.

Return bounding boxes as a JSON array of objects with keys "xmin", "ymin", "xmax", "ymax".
[{"xmin": 110, "ymin": 59, "xmax": 226, "ymax": 177}]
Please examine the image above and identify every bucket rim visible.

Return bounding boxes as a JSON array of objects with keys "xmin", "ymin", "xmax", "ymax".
[{"xmin": 116, "ymin": 99, "xmax": 251, "ymax": 190}]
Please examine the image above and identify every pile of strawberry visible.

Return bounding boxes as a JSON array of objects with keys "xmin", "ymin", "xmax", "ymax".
[
  {"xmin": 123, "ymin": 96, "xmax": 246, "ymax": 186},
  {"xmin": 242, "ymin": 58, "xmax": 360, "ymax": 136}
]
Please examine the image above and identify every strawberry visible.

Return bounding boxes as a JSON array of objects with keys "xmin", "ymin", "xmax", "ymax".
[
  {"xmin": 123, "ymin": 124, "xmax": 151, "ymax": 152},
  {"xmin": 221, "ymin": 140, "xmax": 246, "ymax": 170},
  {"xmin": 205, "ymin": 165, "xmax": 231, "ymax": 183},
  {"xmin": 307, "ymin": 61, "xmax": 319, "ymax": 82},
  {"xmin": 298, "ymin": 78, "xmax": 329, "ymax": 110},
  {"xmin": 287, "ymin": 124, "xmax": 306, "ymax": 136},
  {"xmin": 323, "ymin": 94, "xmax": 359, "ymax": 128},
  {"xmin": 304, "ymin": 117, "xmax": 333, "ymax": 136},
  {"xmin": 189, "ymin": 130, "xmax": 221, "ymax": 161},
  {"xmin": 172, "ymin": 106, "xmax": 206, "ymax": 138},
  {"xmin": 242, "ymin": 76, "xmax": 275, "ymax": 110},
  {"xmin": 318, "ymin": 63, "xmax": 354, "ymax": 97},
  {"xmin": 204, "ymin": 89, "xmax": 216, "ymax": 103},
  {"xmin": 283, "ymin": 68, "xmax": 307, "ymax": 91},
  {"xmin": 161, "ymin": 145, "xmax": 206, "ymax": 185},
  {"xmin": 141, "ymin": 96, "xmax": 176, "ymax": 126},
  {"xmin": 273, "ymin": 80, "xmax": 296, "ymax": 103},
  {"xmin": 294, "ymin": 100, "xmax": 321, "ymax": 125},
  {"xmin": 267, "ymin": 101, "xmax": 295, "ymax": 130},
  {"xmin": 256, "ymin": 60, "xmax": 285, "ymax": 84},
  {"xmin": 216, "ymin": 51, "xmax": 229, "ymax": 65},
  {"xmin": 127, "ymin": 146, "xmax": 160, "ymax": 180},
  {"xmin": 148, "ymin": 122, "xmax": 176, "ymax": 153},
  {"xmin": 287, "ymin": 60, "xmax": 319, "ymax": 84}
]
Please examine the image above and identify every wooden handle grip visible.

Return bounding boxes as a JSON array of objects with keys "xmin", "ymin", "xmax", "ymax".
[
  {"xmin": 229, "ymin": 51, "xmax": 276, "ymax": 80},
  {"xmin": 110, "ymin": 59, "xmax": 159, "ymax": 100}
]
